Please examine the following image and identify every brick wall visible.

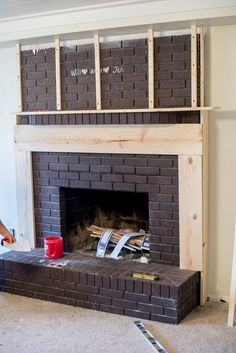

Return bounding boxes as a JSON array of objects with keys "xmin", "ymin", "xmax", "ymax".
[
  {"xmin": 21, "ymin": 48, "xmax": 56, "ymax": 111},
  {"xmin": 33, "ymin": 152, "xmax": 179, "ymax": 266},
  {"xmin": 20, "ymin": 111, "xmax": 200, "ymax": 125},
  {"xmin": 60, "ymin": 44, "xmax": 96, "ymax": 110},
  {"xmin": 21, "ymin": 34, "xmax": 200, "ymax": 112}
]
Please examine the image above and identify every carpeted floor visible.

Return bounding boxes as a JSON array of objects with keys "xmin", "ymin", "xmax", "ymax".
[{"xmin": 0, "ymin": 293, "xmax": 235, "ymax": 353}]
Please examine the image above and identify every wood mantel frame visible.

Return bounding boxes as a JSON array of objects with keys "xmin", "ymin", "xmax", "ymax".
[
  {"xmin": 14, "ymin": 112, "xmax": 209, "ymax": 304},
  {"xmin": 14, "ymin": 25, "xmax": 209, "ymax": 304}
]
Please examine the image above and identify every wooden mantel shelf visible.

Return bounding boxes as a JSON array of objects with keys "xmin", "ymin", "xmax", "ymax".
[{"xmin": 16, "ymin": 106, "xmax": 212, "ymax": 116}]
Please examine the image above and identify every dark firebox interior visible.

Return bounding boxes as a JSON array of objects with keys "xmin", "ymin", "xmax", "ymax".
[{"xmin": 62, "ymin": 188, "xmax": 149, "ymax": 253}]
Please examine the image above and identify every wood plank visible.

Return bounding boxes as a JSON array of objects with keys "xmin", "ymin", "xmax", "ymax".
[
  {"xmin": 15, "ymin": 148, "xmax": 35, "ymax": 248},
  {"xmin": 16, "ymin": 106, "xmax": 212, "ymax": 116},
  {"xmin": 191, "ymin": 24, "xmax": 197, "ymax": 107},
  {"xmin": 148, "ymin": 26, "xmax": 154, "ymax": 109},
  {"xmin": 228, "ymin": 221, "xmax": 236, "ymax": 327},
  {"xmin": 94, "ymin": 32, "xmax": 102, "ymax": 110},
  {"xmin": 200, "ymin": 27, "xmax": 205, "ymax": 107},
  {"xmin": 200, "ymin": 110, "xmax": 209, "ymax": 304},
  {"xmin": 55, "ymin": 37, "xmax": 61, "ymax": 110},
  {"xmin": 16, "ymin": 43, "xmax": 22, "ymax": 112},
  {"xmin": 14, "ymin": 124, "xmax": 203, "ymax": 155},
  {"xmin": 179, "ymin": 154, "xmax": 202, "ymax": 271}
]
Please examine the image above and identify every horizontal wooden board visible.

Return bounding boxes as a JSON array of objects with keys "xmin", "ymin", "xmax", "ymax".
[
  {"xmin": 14, "ymin": 124, "xmax": 203, "ymax": 155},
  {"xmin": 16, "ymin": 106, "xmax": 212, "ymax": 116}
]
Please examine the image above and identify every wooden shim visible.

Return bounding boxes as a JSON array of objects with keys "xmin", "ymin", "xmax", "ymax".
[
  {"xmin": 17, "ymin": 107, "xmax": 212, "ymax": 116},
  {"xmin": 179, "ymin": 155, "xmax": 202, "ymax": 271},
  {"xmin": 15, "ymin": 148, "xmax": 35, "ymax": 248},
  {"xmin": 200, "ymin": 27, "xmax": 205, "ymax": 107},
  {"xmin": 16, "ymin": 43, "xmax": 22, "ymax": 112},
  {"xmin": 14, "ymin": 124, "xmax": 203, "ymax": 155},
  {"xmin": 55, "ymin": 37, "xmax": 61, "ymax": 110},
  {"xmin": 228, "ymin": 221, "xmax": 236, "ymax": 327},
  {"xmin": 148, "ymin": 26, "xmax": 154, "ymax": 109},
  {"xmin": 191, "ymin": 24, "xmax": 197, "ymax": 107},
  {"xmin": 94, "ymin": 32, "xmax": 101, "ymax": 110},
  {"xmin": 201, "ymin": 110, "xmax": 209, "ymax": 304}
]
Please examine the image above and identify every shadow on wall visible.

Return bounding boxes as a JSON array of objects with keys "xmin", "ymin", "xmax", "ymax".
[{"xmin": 208, "ymin": 110, "xmax": 236, "ymax": 299}]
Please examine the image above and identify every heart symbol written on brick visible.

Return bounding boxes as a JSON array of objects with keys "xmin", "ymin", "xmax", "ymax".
[
  {"xmin": 103, "ymin": 66, "xmax": 110, "ymax": 74},
  {"xmin": 81, "ymin": 68, "xmax": 88, "ymax": 75}
]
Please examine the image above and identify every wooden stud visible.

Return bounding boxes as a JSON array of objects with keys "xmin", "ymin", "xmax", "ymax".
[
  {"xmin": 179, "ymin": 154, "xmax": 203, "ymax": 271},
  {"xmin": 200, "ymin": 110, "xmax": 209, "ymax": 304},
  {"xmin": 55, "ymin": 37, "xmax": 61, "ymax": 110},
  {"xmin": 94, "ymin": 32, "xmax": 102, "ymax": 110},
  {"xmin": 191, "ymin": 25, "xmax": 197, "ymax": 107},
  {"xmin": 14, "ymin": 124, "xmax": 203, "ymax": 156},
  {"xmin": 148, "ymin": 26, "xmax": 154, "ymax": 109},
  {"xmin": 16, "ymin": 106, "xmax": 212, "ymax": 116},
  {"xmin": 228, "ymin": 221, "xmax": 236, "ymax": 327},
  {"xmin": 200, "ymin": 27, "xmax": 205, "ymax": 107},
  {"xmin": 15, "ymin": 148, "xmax": 35, "ymax": 248},
  {"xmin": 16, "ymin": 43, "xmax": 22, "ymax": 112}
]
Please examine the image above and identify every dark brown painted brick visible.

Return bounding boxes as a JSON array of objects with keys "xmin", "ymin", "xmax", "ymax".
[
  {"xmin": 124, "ymin": 292, "xmax": 149, "ymax": 303},
  {"xmin": 125, "ymin": 309, "xmax": 150, "ymax": 320}
]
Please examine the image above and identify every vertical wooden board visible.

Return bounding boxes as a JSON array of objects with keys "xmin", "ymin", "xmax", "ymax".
[
  {"xmin": 191, "ymin": 25, "xmax": 197, "ymax": 107},
  {"xmin": 201, "ymin": 110, "xmax": 209, "ymax": 304},
  {"xmin": 228, "ymin": 221, "xmax": 236, "ymax": 327},
  {"xmin": 16, "ymin": 43, "xmax": 22, "ymax": 112},
  {"xmin": 148, "ymin": 27, "xmax": 154, "ymax": 109},
  {"xmin": 55, "ymin": 37, "xmax": 61, "ymax": 110},
  {"xmin": 179, "ymin": 154, "xmax": 202, "ymax": 271},
  {"xmin": 200, "ymin": 28, "xmax": 205, "ymax": 107},
  {"xmin": 15, "ymin": 148, "xmax": 35, "ymax": 248},
  {"xmin": 94, "ymin": 32, "xmax": 102, "ymax": 110}
]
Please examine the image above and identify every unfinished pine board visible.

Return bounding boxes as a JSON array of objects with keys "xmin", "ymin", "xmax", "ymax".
[
  {"xmin": 55, "ymin": 37, "xmax": 61, "ymax": 110},
  {"xmin": 15, "ymin": 148, "xmax": 35, "ymax": 248},
  {"xmin": 16, "ymin": 43, "xmax": 22, "ymax": 112},
  {"xmin": 191, "ymin": 25, "xmax": 197, "ymax": 108},
  {"xmin": 200, "ymin": 28, "xmax": 205, "ymax": 107},
  {"xmin": 178, "ymin": 155, "xmax": 202, "ymax": 271},
  {"xmin": 16, "ymin": 106, "xmax": 212, "ymax": 117},
  {"xmin": 228, "ymin": 221, "xmax": 236, "ymax": 327},
  {"xmin": 94, "ymin": 32, "xmax": 102, "ymax": 110},
  {"xmin": 148, "ymin": 26, "xmax": 154, "ymax": 109},
  {"xmin": 14, "ymin": 124, "xmax": 203, "ymax": 155},
  {"xmin": 200, "ymin": 110, "xmax": 209, "ymax": 304}
]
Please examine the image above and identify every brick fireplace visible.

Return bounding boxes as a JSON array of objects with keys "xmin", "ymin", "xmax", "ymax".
[
  {"xmin": 33, "ymin": 152, "xmax": 180, "ymax": 266},
  {"xmin": 0, "ymin": 30, "xmax": 209, "ymax": 324}
]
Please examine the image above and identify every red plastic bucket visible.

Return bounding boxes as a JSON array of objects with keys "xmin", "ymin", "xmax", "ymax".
[{"xmin": 44, "ymin": 236, "xmax": 63, "ymax": 259}]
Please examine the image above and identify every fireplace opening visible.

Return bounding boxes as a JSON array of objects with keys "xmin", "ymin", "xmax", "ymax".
[{"xmin": 61, "ymin": 188, "xmax": 149, "ymax": 259}]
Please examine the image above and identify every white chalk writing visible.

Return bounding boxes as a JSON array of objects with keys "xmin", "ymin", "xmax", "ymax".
[{"xmin": 70, "ymin": 66, "xmax": 124, "ymax": 77}]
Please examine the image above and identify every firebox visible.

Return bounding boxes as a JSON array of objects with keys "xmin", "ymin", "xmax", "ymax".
[
  {"xmin": 33, "ymin": 152, "xmax": 179, "ymax": 266},
  {"xmin": 61, "ymin": 187, "xmax": 149, "ymax": 255}
]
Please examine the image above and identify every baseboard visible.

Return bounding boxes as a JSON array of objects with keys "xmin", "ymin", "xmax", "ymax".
[{"xmin": 208, "ymin": 295, "xmax": 229, "ymax": 304}]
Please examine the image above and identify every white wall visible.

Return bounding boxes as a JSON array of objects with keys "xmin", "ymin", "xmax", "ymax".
[
  {"xmin": 0, "ymin": 47, "xmax": 18, "ymax": 232},
  {"xmin": 0, "ymin": 24, "xmax": 236, "ymax": 299},
  {"xmin": 205, "ymin": 24, "xmax": 236, "ymax": 300}
]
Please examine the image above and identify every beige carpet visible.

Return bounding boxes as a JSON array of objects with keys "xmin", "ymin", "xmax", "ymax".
[{"xmin": 0, "ymin": 293, "xmax": 235, "ymax": 353}]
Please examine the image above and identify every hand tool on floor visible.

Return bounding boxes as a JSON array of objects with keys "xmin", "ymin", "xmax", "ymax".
[{"xmin": 134, "ymin": 320, "xmax": 168, "ymax": 353}]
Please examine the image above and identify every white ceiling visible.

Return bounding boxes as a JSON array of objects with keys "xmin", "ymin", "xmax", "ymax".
[{"xmin": 0, "ymin": 0, "xmax": 154, "ymax": 20}]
